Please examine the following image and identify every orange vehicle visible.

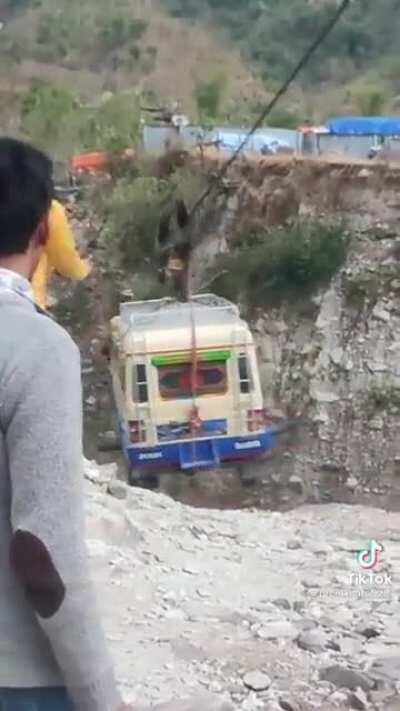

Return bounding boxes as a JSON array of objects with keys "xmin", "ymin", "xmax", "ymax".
[
  {"xmin": 70, "ymin": 149, "xmax": 135, "ymax": 173},
  {"xmin": 70, "ymin": 152, "xmax": 110, "ymax": 171}
]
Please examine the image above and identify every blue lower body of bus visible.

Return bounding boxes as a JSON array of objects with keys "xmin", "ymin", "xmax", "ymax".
[{"xmin": 121, "ymin": 426, "xmax": 276, "ymax": 473}]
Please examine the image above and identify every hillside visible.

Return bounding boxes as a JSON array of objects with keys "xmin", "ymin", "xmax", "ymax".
[
  {"xmin": 160, "ymin": 0, "xmax": 400, "ymax": 89},
  {"xmin": 157, "ymin": 0, "xmax": 400, "ymax": 120},
  {"xmin": 0, "ymin": 0, "xmax": 265, "ymax": 121},
  {"xmin": 2, "ymin": 0, "xmax": 400, "ymax": 130}
]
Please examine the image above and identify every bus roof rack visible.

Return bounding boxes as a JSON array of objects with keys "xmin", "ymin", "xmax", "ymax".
[{"xmin": 119, "ymin": 294, "xmax": 241, "ymax": 332}]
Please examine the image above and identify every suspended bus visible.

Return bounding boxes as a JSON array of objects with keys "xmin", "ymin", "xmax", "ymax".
[{"xmin": 109, "ymin": 294, "xmax": 278, "ymax": 487}]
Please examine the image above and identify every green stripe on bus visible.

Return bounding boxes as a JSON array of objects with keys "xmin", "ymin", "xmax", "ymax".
[{"xmin": 151, "ymin": 350, "xmax": 231, "ymax": 367}]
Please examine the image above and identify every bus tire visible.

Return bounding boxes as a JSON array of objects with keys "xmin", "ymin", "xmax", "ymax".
[
  {"xmin": 237, "ymin": 463, "xmax": 256, "ymax": 486},
  {"xmin": 128, "ymin": 468, "xmax": 159, "ymax": 490},
  {"xmin": 97, "ymin": 430, "xmax": 120, "ymax": 452},
  {"xmin": 237, "ymin": 460, "xmax": 268, "ymax": 487},
  {"xmin": 141, "ymin": 474, "xmax": 160, "ymax": 490}
]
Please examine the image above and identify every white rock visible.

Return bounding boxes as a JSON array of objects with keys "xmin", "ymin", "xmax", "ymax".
[
  {"xmin": 348, "ymin": 687, "xmax": 369, "ymax": 710},
  {"xmin": 372, "ymin": 305, "xmax": 391, "ymax": 323},
  {"xmin": 257, "ymin": 621, "xmax": 297, "ymax": 641},
  {"xmin": 297, "ymin": 628, "xmax": 329, "ymax": 653},
  {"xmin": 310, "ymin": 385, "xmax": 340, "ymax": 403},
  {"xmin": 83, "ymin": 458, "xmax": 117, "ymax": 485},
  {"xmin": 243, "ymin": 671, "xmax": 271, "ymax": 692},
  {"xmin": 265, "ymin": 319, "xmax": 288, "ymax": 336},
  {"xmin": 346, "ymin": 477, "xmax": 359, "ymax": 491},
  {"xmin": 330, "ymin": 347, "xmax": 344, "ymax": 366}
]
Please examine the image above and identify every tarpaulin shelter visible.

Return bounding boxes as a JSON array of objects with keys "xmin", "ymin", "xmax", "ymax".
[
  {"xmin": 326, "ymin": 116, "xmax": 400, "ymax": 137},
  {"xmin": 214, "ymin": 130, "xmax": 292, "ymax": 154}
]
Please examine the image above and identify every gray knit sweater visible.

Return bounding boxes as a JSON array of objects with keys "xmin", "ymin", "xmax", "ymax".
[{"xmin": 0, "ymin": 280, "xmax": 121, "ymax": 711}]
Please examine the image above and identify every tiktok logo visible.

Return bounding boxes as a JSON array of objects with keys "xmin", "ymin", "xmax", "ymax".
[{"xmin": 356, "ymin": 539, "xmax": 384, "ymax": 570}]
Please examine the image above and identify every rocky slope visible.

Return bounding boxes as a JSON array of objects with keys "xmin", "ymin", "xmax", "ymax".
[
  {"xmin": 85, "ymin": 458, "xmax": 400, "ymax": 711},
  {"xmin": 186, "ymin": 158, "xmax": 400, "ymax": 505}
]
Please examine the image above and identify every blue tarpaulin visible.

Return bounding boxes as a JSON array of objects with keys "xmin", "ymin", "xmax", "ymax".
[
  {"xmin": 326, "ymin": 116, "xmax": 400, "ymax": 137},
  {"xmin": 214, "ymin": 130, "xmax": 292, "ymax": 154}
]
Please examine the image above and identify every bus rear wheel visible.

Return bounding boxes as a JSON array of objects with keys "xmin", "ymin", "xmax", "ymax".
[
  {"xmin": 237, "ymin": 460, "xmax": 268, "ymax": 487},
  {"xmin": 128, "ymin": 468, "xmax": 160, "ymax": 491}
]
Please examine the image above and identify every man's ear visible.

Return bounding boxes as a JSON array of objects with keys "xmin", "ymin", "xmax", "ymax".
[{"xmin": 33, "ymin": 215, "xmax": 50, "ymax": 247}]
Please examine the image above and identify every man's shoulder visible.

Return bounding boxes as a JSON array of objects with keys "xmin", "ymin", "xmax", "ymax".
[
  {"xmin": 1, "ymin": 302, "xmax": 79, "ymax": 364},
  {"xmin": 31, "ymin": 311, "xmax": 79, "ymax": 360},
  {"xmin": 0, "ymin": 305, "xmax": 81, "ymax": 428}
]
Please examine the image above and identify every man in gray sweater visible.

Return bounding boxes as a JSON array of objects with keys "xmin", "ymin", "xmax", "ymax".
[{"xmin": 0, "ymin": 138, "xmax": 132, "ymax": 710}]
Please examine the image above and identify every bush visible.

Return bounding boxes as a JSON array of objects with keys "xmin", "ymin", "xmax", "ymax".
[
  {"xmin": 194, "ymin": 75, "xmax": 226, "ymax": 122},
  {"xmin": 211, "ymin": 221, "xmax": 350, "ymax": 308},
  {"xmin": 97, "ymin": 15, "xmax": 147, "ymax": 52},
  {"xmin": 267, "ymin": 107, "xmax": 307, "ymax": 130},
  {"xmin": 350, "ymin": 82, "xmax": 388, "ymax": 116},
  {"xmin": 21, "ymin": 81, "xmax": 79, "ymax": 157},
  {"xmin": 4, "ymin": 0, "xmax": 36, "ymax": 9},
  {"xmin": 21, "ymin": 83, "xmax": 140, "ymax": 157},
  {"xmin": 80, "ymin": 92, "xmax": 140, "ymax": 153},
  {"xmin": 366, "ymin": 378, "xmax": 400, "ymax": 413},
  {"xmin": 102, "ymin": 176, "xmax": 173, "ymax": 267},
  {"xmin": 129, "ymin": 272, "xmax": 171, "ymax": 301},
  {"xmin": 342, "ymin": 271, "xmax": 380, "ymax": 308}
]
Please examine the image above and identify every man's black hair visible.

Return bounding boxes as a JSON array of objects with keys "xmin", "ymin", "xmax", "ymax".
[{"xmin": 0, "ymin": 138, "xmax": 53, "ymax": 257}]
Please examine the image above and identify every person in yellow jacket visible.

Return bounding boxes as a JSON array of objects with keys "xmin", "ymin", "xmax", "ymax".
[{"xmin": 32, "ymin": 199, "xmax": 91, "ymax": 310}]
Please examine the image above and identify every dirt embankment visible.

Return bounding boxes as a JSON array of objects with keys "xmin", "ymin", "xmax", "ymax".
[{"xmin": 189, "ymin": 157, "xmax": 400, "ymax": 507}]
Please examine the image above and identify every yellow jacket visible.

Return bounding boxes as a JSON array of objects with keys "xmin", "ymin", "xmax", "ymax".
[{"xmin": 32, "ymin": 199, "xmax": 91, "ymax": 310}]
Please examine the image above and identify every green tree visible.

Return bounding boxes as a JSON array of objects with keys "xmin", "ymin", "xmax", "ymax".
[
  {"xmin": 80, "ymin": 92, "xmax": 140, "ymax": 152},
  {"xmin": 97, "ymin": 15, "xmax": 147, "ymax": 52},
  {"xmin": 351, "ymin": 84, "xmax": 387, "ymax": 115},
  {"xmin": 21, "ymin": 82, "xmax": 79, "ymax": 157},
  {"xmin": 161, "ymin": 0, "xmax": 400, "ymax": 89},
  {"xmin": 21, "ymin": 83, "xmax": 141, "ymax": 158},
  {"xmin": 4, "ymin": 0, "xmax": 36, "ymax": 9},
  {"xmin": 194, "ymin": 75, "xmax": 226, "ymax": 122},
  {"xmin": 267, "ymin": 107, "xmax": 306, "ymax": 130}
]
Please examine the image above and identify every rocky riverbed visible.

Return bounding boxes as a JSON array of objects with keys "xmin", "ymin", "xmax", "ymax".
[{"xmin": 84, "ymin": 459, "xmax": 400, "ymax": 711}]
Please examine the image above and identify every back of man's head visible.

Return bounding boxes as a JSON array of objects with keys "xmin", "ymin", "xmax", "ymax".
[{"xmin": 0, "ymin": 138, "xmax": 53, "ymax": 257}]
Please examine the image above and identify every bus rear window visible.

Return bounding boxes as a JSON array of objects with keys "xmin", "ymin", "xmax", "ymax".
[
  {"xmin": 238, "ymin": 354, "xmax": 252, "ymax": 394},
  {"xmin": 132, "ymin": 363, "xmax": 148, "ymax": 403},
  {"xmin": 158, "ymin": 362, "xmax": 227, "ymax": 400}
]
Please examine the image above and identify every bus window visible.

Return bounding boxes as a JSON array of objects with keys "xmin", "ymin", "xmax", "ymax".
[
  {"xmin": 238, "ymin": 354, "xmax": 252, "ymax": 394},
  {"xmin": 158, "ymin": 362, "xmax": 227, "ymax": 400},
  {"xmin": 132, "ymin": 363, "xmax": 148, "ymax": 403}
]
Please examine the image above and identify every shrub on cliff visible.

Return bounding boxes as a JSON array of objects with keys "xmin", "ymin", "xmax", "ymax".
[
  {"xmin": 101, "ymin": 176, "xmax": 173, "ymax": 268},
  {"xmin": 211, "ymin": 220, "xmax": 350, "ymax": 308}
]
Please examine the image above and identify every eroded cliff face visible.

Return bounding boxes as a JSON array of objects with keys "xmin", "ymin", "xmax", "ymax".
[
  {"xmin": 190, "ymin": 158, "xmax": 400, "ymax": 496},
  {"xmin": 57, "ymin": 156, "xmax": 400, "ymax": 500}
]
